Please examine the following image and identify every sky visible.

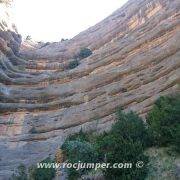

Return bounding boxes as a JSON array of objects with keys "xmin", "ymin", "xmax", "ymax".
[{"xmin": 13, "ymin": 0, "xmax": 128, "ymax": 42}]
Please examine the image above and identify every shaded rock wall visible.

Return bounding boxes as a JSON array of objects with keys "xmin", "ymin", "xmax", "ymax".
[{"xmin": 0, "ymin": 0, "xmax": 180, "ymax": 178}]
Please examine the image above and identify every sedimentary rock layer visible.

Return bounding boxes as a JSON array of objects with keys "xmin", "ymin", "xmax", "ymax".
[{"xmin": 0, "ymin": 0, "xmax": 179, "ymax": 178}]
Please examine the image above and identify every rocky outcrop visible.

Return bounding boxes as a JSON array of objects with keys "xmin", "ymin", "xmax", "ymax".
[
  {"xmin": 0, "ymin": 0, "xmax": 21, "ymax": 55},
  {"xmin": 0, "ymin": 0, "xmax": 180, "ymax": 178}
]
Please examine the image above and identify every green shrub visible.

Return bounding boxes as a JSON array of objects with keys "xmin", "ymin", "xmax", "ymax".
[
  {"xmin": 11, "ymin": 164, "xmax": 27, "ymax": 180},
  {"xmin": 97, "ymin": 135, "xmax": 148, "ymax": 180},
  {"xmin": 95, "ymin": 110, "xmax": 149, "ymax": 179},
  {"xmin": 74, "ymin": 48, "xmax": 92, "ymax": 60},
  {"xmin": 66, "ymin": 129, "xmax": 90, "ymax": 142},
  {"xmin": 29, "ymin": 157, "xmax": 56, "ymax": 180},
  {"xmin": 173, "ymin": 124, "xmax": 180, "ymax": 153},
  {"xmin": 147, "ymin": 95, "xmax": 180, "ymax": 149},
  {"xmin": 114, "ymin": 109, "xmax": 152, "ymax": 148},
  {"xmin": 78, "ymin": 48, "xmax": 92, "ymax": 59},
  {"xmin": 62, "ymin": 140, "xmax": 98, "ymax": 180},
  {"xmin": 67, "ymin": 48, "xmax": 92, "ymax": 69},
  {"xmin": 67, "ymin": 59, "xmax": 79, "ymax": 69}
]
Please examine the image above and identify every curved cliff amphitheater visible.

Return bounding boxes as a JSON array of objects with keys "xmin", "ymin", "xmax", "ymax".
[{"xmin": 0, "ymin": 0, "xmax": 180, "ymax": 177}]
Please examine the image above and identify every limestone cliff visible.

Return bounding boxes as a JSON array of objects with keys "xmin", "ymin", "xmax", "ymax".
[{"xmin": 0, "ymin": 0, "xmax": 180, "ymax": 178}]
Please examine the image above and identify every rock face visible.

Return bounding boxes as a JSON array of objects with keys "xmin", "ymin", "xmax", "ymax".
[
  {"xmin": 0, "ymin": 0, "xmax": 21, "ymax": 55},
  {"xmin": 0, "ymin": 0, "xmax": 180, "ymax": 178}
]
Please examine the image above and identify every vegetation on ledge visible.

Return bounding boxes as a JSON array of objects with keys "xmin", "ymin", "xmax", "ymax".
[{"xmin": 67, "ymin": 48, "xmax": 92, "ymax": 70}]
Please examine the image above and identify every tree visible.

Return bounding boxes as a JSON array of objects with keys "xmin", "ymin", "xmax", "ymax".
[
  {"xmin": 97, "ymin": 135, "xmax": 148, "ymax": 180},
  {"xmin": 147, "ymin": 95, "xmax": 180, "ymax": 151},
  {"xmin": 62, "ymin": 140, "xmax": 98, "ymax": 180},
  {"xmin": 29, "ymin": 157, "xmax": 56, "ymax": 180},
  {"xmin": 95, "ymin": 110, "xmax": 149, "ymax": 179}
]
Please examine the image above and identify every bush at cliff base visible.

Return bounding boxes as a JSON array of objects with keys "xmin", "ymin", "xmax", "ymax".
[
  {"xmin": 11, "ymin": 164, "xmax": 27, "ymax": 180},
  {"xmin": 29, "ymin": 157, "xmax": 56, "ymax": 180},
  {"xmin": 62, "ymin": 140, "xmax": 98, "ymax": 180},
  {"xmin": 95, "ymin": 110, "xmax": 149, "ymax": 180},
  {"xmin": 147, "ymin": 95, "xmax": 180, "ymax": 152}
]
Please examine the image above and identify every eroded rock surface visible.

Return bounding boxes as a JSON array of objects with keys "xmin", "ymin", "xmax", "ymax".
[{"xmin": 0, "ymin": 0, "xmax": 180, "ymax": 178}]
